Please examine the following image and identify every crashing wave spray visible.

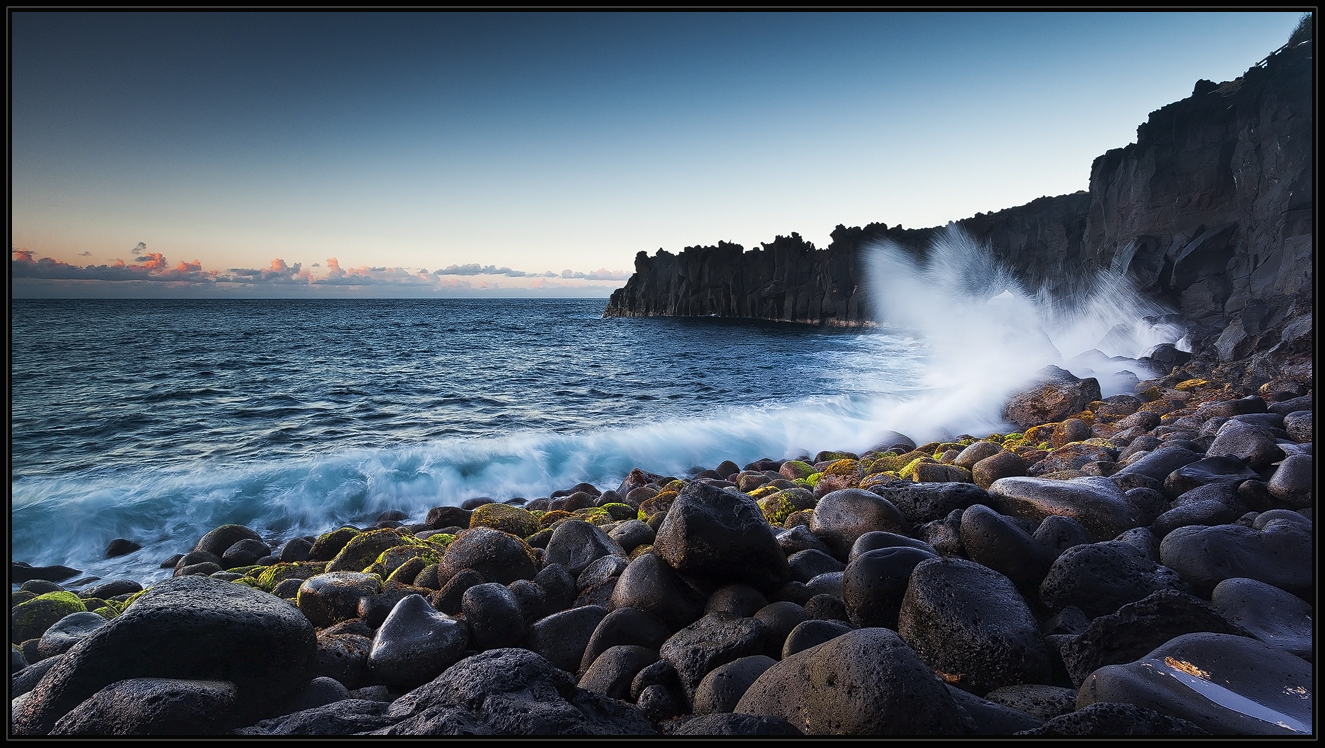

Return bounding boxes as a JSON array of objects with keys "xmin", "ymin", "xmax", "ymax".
[{"xmin": 861, "ymin": 224, "xmax": 1182, "ymax": 439}]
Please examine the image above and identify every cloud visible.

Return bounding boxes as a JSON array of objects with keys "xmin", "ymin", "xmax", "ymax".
[{"xmin": 13, "ymin": 245, "xmax": 629, "ymax": 297}]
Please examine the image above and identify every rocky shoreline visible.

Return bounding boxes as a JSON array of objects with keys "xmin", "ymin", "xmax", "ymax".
[{"xmin": 10, "ymin": 361, "xmax": 1313, "ymax": 736}]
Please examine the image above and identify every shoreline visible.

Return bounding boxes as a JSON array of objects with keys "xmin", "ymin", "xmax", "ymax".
[{"xmin": 10, "ymin": 362, "xmax": 1313, "ymax": 736}]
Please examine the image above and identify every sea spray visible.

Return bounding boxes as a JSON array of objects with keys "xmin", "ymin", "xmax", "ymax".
[{"xmin": 860, "ymin": 225, "xmax": 1183, "ymax": 436}]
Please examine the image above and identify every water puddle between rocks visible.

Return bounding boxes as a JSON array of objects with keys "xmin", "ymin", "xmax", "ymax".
[{"xmin": 1147, "ymin": 657, "xmax": 1311, "ymax": 734}]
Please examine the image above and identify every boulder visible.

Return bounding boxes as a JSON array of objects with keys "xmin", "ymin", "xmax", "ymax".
[{"xmin": 653, "ymin": 482, "xmax": 790, "ymax": 593}]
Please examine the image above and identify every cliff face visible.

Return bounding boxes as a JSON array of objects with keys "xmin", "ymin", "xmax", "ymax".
[{"xmin": 605, "ymin": 41, "xmax": 1312, "ymax": 348}]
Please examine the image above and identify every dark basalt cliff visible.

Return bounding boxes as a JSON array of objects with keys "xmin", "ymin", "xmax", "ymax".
[{"xmin": 604, "ymin": 40, "xmax": 1312, "ymax": 379}]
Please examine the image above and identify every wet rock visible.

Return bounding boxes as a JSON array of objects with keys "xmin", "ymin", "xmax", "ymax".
[
  {"xmin": 736, "ymin": 627, "xmax": 965, "ymax": 735},
  {"xmin": 653, "ymin": 482, "xmax": 790, "ymax": 594},
  {"xmin": 775, "ymin": 524, "xmax": 833, "ymax": 556},
  {"xmin": 917, "ymin": 508, "xmax": 965, "ymax": 556},
  {"xmin": 946, "ymin": 683, "xmax": 1044, "ymax": 734},
  {"xmin": 431, "ymin": 568, "xmax": 484, "ymax": 615},
  {"xmin": 312, "ymin": 633, "xmax": 371, "ymax": 691},
  {"xmin": 704, "ymin": 583, "xmax": 768, "ymax": 618},
  {"xmin": 692, "ymin": 655, "xmax": 777, "ymax": 715},
  {"xmin": 1003, "ymin": 367, "xmax": 1102, "ymax": 430},
  {"xmin": 1039, "ymin": 540, "xmax": 1188, "ymax": 620},
  {"xmin": 809, "ymin": 488, "xmax": 909, "ymax": 561},
  {"xmin": 971, "ymin": 451, "xmax": 1029, "ymax": 489},
  {"xmin": 373, "ymin": 648, "xmax": 655, "ymax": 735},
  {"xmin": 578, "ymin": 606, "xmax": 669, "ymax": 674},
  {"xmin": 847, "ymin": 530, "xmax": 937, "ymax": 561},
  {"xmin": 10, "ymin": 564, "xmax": 82, "ymax": 585},
  {"xmin": 297, "ymin": 572, "xmax": 382, "ymax": 629},
  {"xmin": 608, "ymin": 552, "xmax": 705, "ymax": 631},
  {"xmin": 869, "ymin": 482, "xmax": 989, "ymax": 524},
  {"xmin": 752, "ymin": 601, "xmax": 808, "ymax": 658},
  {"xmin": 104, "ymin": 538, "xmax": 141, "ymax": 558},
  {"xmin": 1078, "ymin": 632, "xmax": 1311, "ymax": 735},
  {"xmin": 1016, "ymin": 702, "xmax": 1207, "ymax": 735},
  {"xmin": 221, "ymin": 538, "xmax": 272, "ymax": 569},
  {"xmin": 607, "ymin": 520, "xmax": 654, "ymax": 555},
  {"xmin": 984, "ymin": 684, "xmax": 1078, "ymax": 721},
  {"xmin": 326, "ymin": 529, "xmax": 408, "ymax": 573},
  {"xmin": 462, "ymin": 582, "xmax": 526, "ymax": 650},
  {"xmin": 281, "ymin": 676, "xmax": 352, "ymax": 714},
  {"xmin": 526, "ymin": 604, "xmax": 608, "ymax": 674},
  {"xmin": 899, "ymin": 557, "xmax": 1049, "ymax": 695},
  {"xmin": 194, "ymin": 524, "xmax": 264, "ymax": 558},
  {"xmin": 36, "ymin": 611, "xmax": 106, "ymax": 659},
  {"xmin": 1283, "ymin": 410, "xmax": 1311, "ymax": 442},
  {"xmin": 367, "ymin": 594, "xmax": 469, "ymax": 691},
  {"xmin": 987, "ymin": 476, "xmax": 1143, "ymax": 542},
  {"xmin": 1158, "ymin": 516, "xmax": 1312, "ymax": 597},
  {"xmin": 959, "ymin": 504, "xmax": 1055, "ymax": 589},
  {"xmin": 659, "ymin": 614, "xmax": 768, "ymax": 705},
  {"xmin": 12, "ymin": 592, "xmax": 87, "ymax": 645},
  {"xmin": 803, "ymin": 593, "xmax": 848, "ymax": 622},
  {"xmin": 12, "ymin": 575, "xmax": 316, "ymax": 736},
  {"xmin": 842, "ymin": 546, "xmax": 936, "ymax": 629},
  {"xmin": 437, "ymin": 527, "xmax": 537, "ymax": 586},
  {"xmin": 50, "ymin": 678, "xmax": 238, "ymax": 735},
  {"xmin": 1032, "ymin": 514, "xmax": 1093, "ymax": 557},
  {"xmin": 953, "ymin": 441, "xmax": 1003, "ymax": 469},
  {"xmin": 1059, "ymin": 589, "xmax": 1251, "ymax": 686},
  {"xmin": 544, "ymin": 520, "xmax": 626, "ymax": 577},
  {"xmin": 1162, "ymin": 456, "xmax": 1261, "ymax": 497},
  {"xmin": 1210, "ymin": 577, "xmax": 1313, "ymax": 661},
  {"xmin": 579, "ymin": 644, "xmax": 659, "ymax": 701},
  {"xmin": 1267, "ymin": 453, "xmax": 1312, "ymax": 507},
  {"xmin": 1150, "ymin": 483, "xmax": 1246, "ymax": 537},
  {"xmin": 576, "ymin": 554, "xmax": 629, "ymax": 591},
  {"xmin": 787, "ymin": 549, "xmax": 844, "ymax": 583}
]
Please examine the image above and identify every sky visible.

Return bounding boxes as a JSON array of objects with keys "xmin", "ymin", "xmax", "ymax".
[{"xmin": 10, "ymin": 10, "xmax": 1307, "ymax": 298}]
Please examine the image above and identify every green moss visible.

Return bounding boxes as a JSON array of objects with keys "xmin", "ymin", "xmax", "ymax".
[
  {"xmin": 822, "ymin": 459, "xmax": 860, "ymax": 478},
  {"xmin": 804, "ymin": 473, "xmax": 823, "ymax": 488},
  {"xmin": 326, "ymin": 528, "xmax": 409, "ymax": 573},
  {"xmin": 91, "ymin": 605, "xmax": 119, "ymax": 620},
  {"xmin": 898, "ymin": 457, "xmax": 937, "ymax": 481},
  {"xmin": 470, "ymin": 503, "xmax": 540, "ymax": 538},
  {"xmin": 601, "ymin": 503, "xmax": 636, "ymax": 521},
  {"xmin": 308, "ymin": 527, "xmax": 360, "ymax": 561},
  {"xmin": 232, "ymin": 577, "xmax": 261, "ymax": 588},
  {"xmin": 779, "ymin": 460, "xmax": 816, "ymax": 480},
  {"xmin": 747, "ymin": 484, "xmax": 781, "ymax": 500},
  {"xmin": 11, "ymin": 591, "xmax": 86, "ymax": 644},
  {"xmin": 254, "ymin": 561, "xmax": 326, "ymax": 593}
]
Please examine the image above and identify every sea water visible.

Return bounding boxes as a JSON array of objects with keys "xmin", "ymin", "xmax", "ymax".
[{"xmin": 10, "ymin": 231, "xmax": 1182, "ymax": 587}]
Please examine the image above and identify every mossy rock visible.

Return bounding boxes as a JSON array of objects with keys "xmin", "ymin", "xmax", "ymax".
[
  {"xmin": 470, "ymin": 503, "xmax": 540, "ymax": 539},
  {"xmin": 779, "ymin": 460, "xmax": 817, "ymax": 480},
  {"xmin": 639, "ymin": 490, "xmax": 679, "ymax": 517},
  {"xmin": 232, "ymin": 577, "xmax": 261, "ymax": 588},
  {"xmin": 816, "ymin": 451, "xmax": 857, "ymax": 463},
  {"xmin": 746, "ymin": 484, "xmax": 781, "ymax": 500},
  {"xmin": 326, "ymin": 528, "xmax": 408, "ymax": 573},
  {"xmin": 91, "ymin": 605, "xmax": 121, "ymax": 620},
  {"xmin": 423, "ymin": 533, "xmax": 456, "ymax": 551},
  {"xmin": 386, "ymin": 556, "xmax": 431, "ymax": 586},
  {"xmin": 121, "ymin": 589, "xmax": 148, "ymax": 610},
  {"xmin": 758, "ymin": 488, "xmax": 817, "ymax": 526},
  {"xmin": 1175, "ymin": 378, "xmax": 1208, "ymax": 391},
  {"xmin": 660, "ymin": 479, "xmax": 687, "ymax": 493},
  {"xmin": 255, "ymin": 561, "xmax": 327, "ymax": 593},
  {"xmin": 601, "ymin": 503, "xmax": 637, "ymax": 521},
  {"xmin": 898, "ymin": 457, "xmax": 938, "ymax": 481},
  {"xmin": 822, "ymin": 459, "xmax": 861, "ymax": 478},
  {"xmin": 366, "ymin": 544, "xmax": 441, "ymax": 578},
  {"xmin": 957, "ymin": 438, "xmax": 976, "ymax": 447},
  {"xmin": 1138, "ymin": 386, "xmax": 1162, "ymax": 402},
  {"xmin": 11, "ymin": 591, "xmax": 86, "ymax": 644},
  {"xmin": 538, "ymin": 510, "xmax": 575, "ymax": 530},
  {"xmin": 227, "ymin": 564, "xmax": 266, "ymax": 577},
  {"xmin": 931, "ymin": 444, "xmax": 966, "ymax": 459},
  {"xmin": 309, "ymin": 527, "xmax": 361, "ymax": 561},
  {"xmin": 628, "ymin": 544, "xmax": 654, "ymax": 561},
  {"xmin": 802, "ymin": 473, "xmax": 823, "ymax": 488},
  {"xmin": 1023, "ymin": 424, "xmax": 1055, "ymax": 444},
  {"xmin": 11, "ymin": 591, "xmax": 37, "ymax": 609},
  {"xmin": 580, "ymin": 507, "xmax": 613, "ymax": 527},
  {"xmin": 784, "ymin": 509, "xmax": 814, "ymax": 529},
  {"xmin": 859, "ymin": 472, "xmax": 902, "ymax": 491}
]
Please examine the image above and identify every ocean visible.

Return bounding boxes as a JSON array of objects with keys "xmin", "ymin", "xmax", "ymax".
[
  {"xmin": 11, "ymin": 240, "xmax": 1182, "ymax": 588},
  {"xmin": 11, "ymin": 297, "xmax": 934, "ymax": 587}
]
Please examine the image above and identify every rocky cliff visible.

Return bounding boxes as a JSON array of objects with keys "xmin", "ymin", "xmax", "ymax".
[{"xmin": 604, "ymin": 39, "xmax": 1312, "ymax": 383}]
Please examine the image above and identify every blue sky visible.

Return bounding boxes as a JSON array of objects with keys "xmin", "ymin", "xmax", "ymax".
[{"xmin": 11, "ymin": 11, "xmax": 1306, "ymax": 297}]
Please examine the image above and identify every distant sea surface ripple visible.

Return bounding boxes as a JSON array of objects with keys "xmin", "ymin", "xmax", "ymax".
[{"xmin": 11, "ymin": 298, "xmax": 926, "ymax": 585}]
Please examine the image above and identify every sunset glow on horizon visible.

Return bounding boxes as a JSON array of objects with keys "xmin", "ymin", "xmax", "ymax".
[{"xmin": 11, "ymin": 10, "xmax": 1304, "ymax": 297}]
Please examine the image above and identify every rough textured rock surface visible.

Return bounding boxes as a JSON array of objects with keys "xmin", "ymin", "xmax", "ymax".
[
  {"xmin": 735, "ymin": 627, "xmax": 966, "ymax": 735},
  {"xmin": 12, "ymin": 575, "xmax": 317, "ymax": 736},
  {"xmin": 605, "ymin": 42, "xmax": 1312, "ymax": 391}
]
